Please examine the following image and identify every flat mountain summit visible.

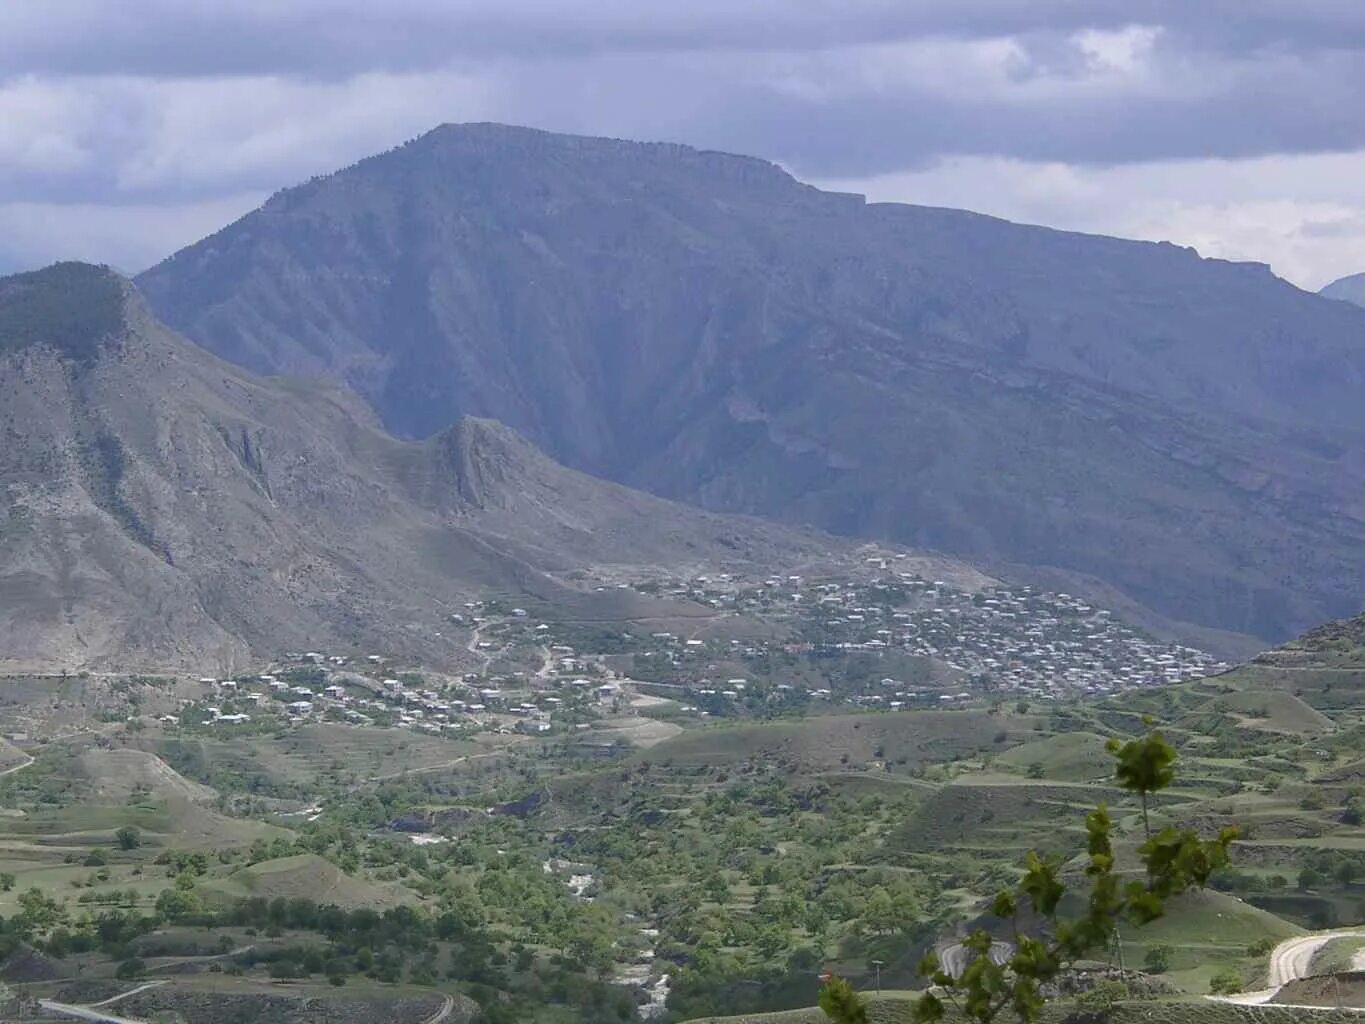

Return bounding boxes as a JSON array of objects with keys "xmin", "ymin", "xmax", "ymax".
[
  {"xmin": 0, "ymin": 262, "xmax": 848, "ymax": 673},
  {"xmin": 137, "ymin": 123, "xmax": 1365, "ymax": 642}
]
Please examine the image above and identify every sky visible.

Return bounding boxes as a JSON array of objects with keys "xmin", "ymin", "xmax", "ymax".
[{"xmin": 4, "ymin": 1, "xmax": 1365, "ymax": 289}]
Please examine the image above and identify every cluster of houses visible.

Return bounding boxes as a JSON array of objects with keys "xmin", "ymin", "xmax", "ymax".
[
  {"xmin": 164, "ymin": 559, "xmax": 1231, "ymax": 740},
  {"xmin": 175, "ymin": 641, "xmax": 628, "ymax": 738},
  {"xmin": 621, "ymin": 561, "xmax": 1227, "ymax": 701}
]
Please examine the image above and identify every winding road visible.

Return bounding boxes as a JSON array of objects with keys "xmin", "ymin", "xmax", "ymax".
[
  {"xmin": 422, "ymin": 993, "xmax": 456, "ymax": 1024},
  {"xmin": 939, "ymin": 941, "xmax": 1013, "ymax": 979},
  {"xmin": 1212, "ymin": 929, "xmax": 1365, "ymax": 1010}
]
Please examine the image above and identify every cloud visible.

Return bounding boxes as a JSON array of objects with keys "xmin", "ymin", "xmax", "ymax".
[
  {"xmin": 815, "ymin": 149, "xmax": 1365, "ymax": 288},
  {"xmin": 4, "ymin": 1, "xmax": 1365, "ymax": 281},
  {"xmin": 0, "ymin": 194, "xmax": 267, "ymax": 276}
]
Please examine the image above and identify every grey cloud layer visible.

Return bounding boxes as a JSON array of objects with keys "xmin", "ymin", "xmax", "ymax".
[
  {"xmin": 3, "ymin": 0, "xmax": 1365, "ymax": 282},
  {"xmin": 8, "ymin": 1, "xmax": 1365, "ymax": 73}
]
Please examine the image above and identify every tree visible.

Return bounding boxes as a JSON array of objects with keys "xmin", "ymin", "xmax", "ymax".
[
  {"xmin": 1143, "ymin": 944, "xmax": 1174, "ymax": 974},
  {"xmin": 1106, "ymin": 725, "xmax": 1176, "ymax": 837},
  {"xmin": 0, "ymin": 873, "xmax": 14, "ymax": 892},
  {"xmin": 820, "ymin": 975, "xmax": 869, "ymax": 1024},
  {"xmin": 116, "ymin": 827, "xmax": 140, "ymax": 851},
  {"xmin": 909, "ymin": 725, "xmax": 1235, "ymax": 1024}
]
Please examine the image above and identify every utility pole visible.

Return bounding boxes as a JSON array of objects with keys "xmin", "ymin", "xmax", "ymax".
[{"xmin": 1108, "ymin": 928, "xmax": 1126, "ymax": 972}]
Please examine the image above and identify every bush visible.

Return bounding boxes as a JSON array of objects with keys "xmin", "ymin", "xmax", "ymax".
[
  {"xmin": 1076, "ymin": 980, "xmax": 1128, "ymax": 1013},
  {"xmin": 115, "ymin": 957, "xmax": 145, "ymax": 980},
  {"xmin": 1210, "ymin": 967, "xmax": 1243, "ymax": 995},
  {"xmin": 1143, "ymin": 945, "xmax": 1173, "ymax": 974}
]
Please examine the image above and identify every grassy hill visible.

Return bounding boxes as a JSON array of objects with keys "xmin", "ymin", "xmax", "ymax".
[
  {"xmin": 205, "ymin": 854, "xmax": 414, "ymax": 911},
  {"xmin": 640, "ymin": 709, "xmax": 1036, "ymax": 771},
  {"xmin": 994, "ymin": 731, "xmax": 1115, "ymax": 782}
]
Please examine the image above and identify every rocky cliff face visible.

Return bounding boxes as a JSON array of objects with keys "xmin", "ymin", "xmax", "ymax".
[
  {"xmin": 137, "ymin": 124, "xmax": 1365, "ymax": 641},
  {"xmin": 0, "ymin": 263, "xmax": 842, "ymax": 673}
]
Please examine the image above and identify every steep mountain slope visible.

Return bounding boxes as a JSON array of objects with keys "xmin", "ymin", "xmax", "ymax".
[
  {"xmin": 1321, "ymin": 272, "xmax": 1365, "ymax": 308},
  {"xmin": 135, "ymin": 124, "xmax": 1365, "ymax": 643},
  {"xmin": 0, "ymin": 263, "xmax": 848, "ymax": 674}
]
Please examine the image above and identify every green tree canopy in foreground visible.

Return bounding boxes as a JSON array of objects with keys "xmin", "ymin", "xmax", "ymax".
[{"xmin": 821, "ymin": 724, "xmax": 1236, "ymax": 1024}]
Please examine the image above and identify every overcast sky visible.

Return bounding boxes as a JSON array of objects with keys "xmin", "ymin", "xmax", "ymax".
[{"xmin": 4, "ymin": 1, "xmax": 1365, "ymax": 288}]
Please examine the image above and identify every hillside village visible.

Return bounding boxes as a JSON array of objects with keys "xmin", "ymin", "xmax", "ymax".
[{"xmin": 171, "ymin": 561, "xmax": 1228, "ymax": 744}]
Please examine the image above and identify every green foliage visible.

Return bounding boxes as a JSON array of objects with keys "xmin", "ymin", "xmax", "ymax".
[
  {"xmin": 1076, "ymin": 980, "xmax": 1128, "ymax": 1013},
  {"xmin": 0, "ymin": 262, "xmax": 125, "ymax": 363},
  {"xmin": 1209, "ymin": 967, "xmax": 1243, "ymax": 995},
  {"xmin": 1106, "ymin": 725, "xmax": 1177, "ymax": 836},
  {"xmin": 820, "ymin": 975, "xmax": 869, "ymax": 1024},
  {"xmin": 1143, "ymin": 944, "xmax": 1173, "ymax": 973},
  {"xmin": 911, "ymin": 725, "xmax": 1236, "ymax": 1024},
  {"xmin": 116, "ymin": 826, "xmax": 140, "ymax": 850}
]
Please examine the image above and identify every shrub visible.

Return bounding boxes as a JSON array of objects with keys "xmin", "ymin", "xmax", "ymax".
[
  {"xmin": 1210, "ymin": 967, "xmax": 1243, "ymax": 995},
  {"xmin": 1143, "ymin": 945, "xmax": 1173, "ymax": 973}
]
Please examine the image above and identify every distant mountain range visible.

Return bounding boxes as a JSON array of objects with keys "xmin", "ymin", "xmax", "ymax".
[
  {"xmin": 133, "ymin": 123, "xmax": 1365, "ymax": 644},
  {"xmin": 0, "ymin": 262, "xmax": 856, "ymax": 674},
  {"xmin": 1321, "ymin": 272, "xmax": 1365, "ymax": 308}
]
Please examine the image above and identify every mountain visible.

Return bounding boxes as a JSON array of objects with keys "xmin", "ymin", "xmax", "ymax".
[
  {"xmin": 136, "ymin": 123, "xmax": 1365, "ymax": 643},
  {"xmin": 1320, "ymin": 272, "xmax": 1365, "ymax": 308},
  {"xmin": 0, "ymin": 262, "xmax": 854, "ymax": 674}
]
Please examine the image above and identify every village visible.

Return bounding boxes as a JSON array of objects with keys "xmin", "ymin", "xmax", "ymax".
[{"xmin": 164, "ymin": 559, "xmax": 1229, "ymax": 742}]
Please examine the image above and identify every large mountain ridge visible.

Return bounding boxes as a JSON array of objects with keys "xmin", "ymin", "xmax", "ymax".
[
  {"xmin": 134, "ymin": 124, "xmax": 1365, "ymax": 643},
  {"xmin": 0, "ymin": 262, "xmax": 865, "ymax": 674}
]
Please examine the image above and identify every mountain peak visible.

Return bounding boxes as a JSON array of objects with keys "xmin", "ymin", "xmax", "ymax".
[{"xmin": 0, "ymin": 261, "xmax": 129, "ymax": 364}]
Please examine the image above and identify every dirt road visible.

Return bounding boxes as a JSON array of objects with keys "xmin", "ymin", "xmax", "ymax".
[
  {"xmin": 422, "ymin": 993, "xmax": 456, "ymax": 1024},
  {"xmin": 1212, "ymin": 929, "xmax": 1365, "ymax": 1007},
  {"xmin": 0, "ymin": 754, "xmax": 34, "ymax": 777}
]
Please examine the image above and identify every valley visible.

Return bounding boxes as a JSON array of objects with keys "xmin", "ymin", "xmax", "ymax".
[{"xmin": 0, "ymin": 577, "xmax": 1362, "ymax": 1022}]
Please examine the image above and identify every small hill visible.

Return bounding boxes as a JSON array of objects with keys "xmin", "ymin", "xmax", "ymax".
[
  {"xmin": 70, "ymin": 749, "xmax": 215, "ymax": 805},
  {"xmin": 1189, "ymin": 689, "xmax": 1335, "ymax": 736},
  {"xmin": 1116, "ymin": 888, "xmax": 1301, "ymax": 963},
  {"xmin": 1195, "ymin": 611, "xmax": 1365, "ymax": 713},
  {"xmin": 996, "ymin": 732, "xmax": 1114, "ymax": 782},
  {"xmin": 209, "ymin": 853, "xmax": 412, "ymax": 910},
  {"xmin": 640, "ymin": 710, "xmax": 1032, "ymax": 771},
  {"xmin": 892, "ymin": 778, "xmax": 1124, "ymax": 855}
]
